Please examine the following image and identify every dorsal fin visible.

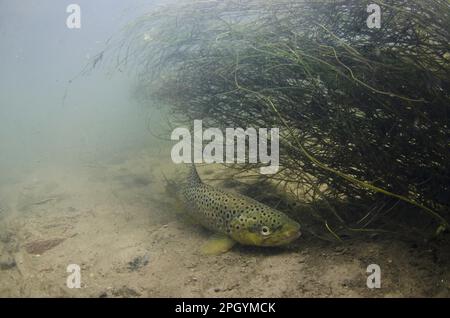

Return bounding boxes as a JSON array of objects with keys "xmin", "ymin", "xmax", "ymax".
[{"xmin": 188, "ymin": 163, "xmax": 202, "ymax": 186}]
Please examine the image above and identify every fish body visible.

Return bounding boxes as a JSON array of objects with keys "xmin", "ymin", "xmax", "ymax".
[{"xmin": 180, "ymin": 165, "xmax": 301, "ymax": 247}]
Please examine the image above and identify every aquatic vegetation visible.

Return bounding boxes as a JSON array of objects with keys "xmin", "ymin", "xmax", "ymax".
[{"xmin": 112, "ymin": 0, "xmax": 450, "ymax": 239}]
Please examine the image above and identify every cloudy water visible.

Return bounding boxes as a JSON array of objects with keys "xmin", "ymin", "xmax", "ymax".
[
  {"xmin": 0, "ymin": 1, "xmax": 164, "ymax": 185},
  {"xmin": 0, "ymin": 0, "xmax": 449, "ymax": 299}
]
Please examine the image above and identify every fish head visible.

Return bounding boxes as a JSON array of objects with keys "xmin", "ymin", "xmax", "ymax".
[{"xmin": 228, "ymin": 207, "xmax": 301, "ymax": 246}]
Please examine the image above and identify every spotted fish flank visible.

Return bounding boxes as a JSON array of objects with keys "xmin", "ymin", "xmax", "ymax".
[{"xmin": 180, "ymin": 164, "xmax": 301, "ymax": 251}]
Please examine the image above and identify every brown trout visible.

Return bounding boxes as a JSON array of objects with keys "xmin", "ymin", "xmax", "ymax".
[{"xmin": 180, "ymin": 165, "xmax": 301, "ymax": 253}]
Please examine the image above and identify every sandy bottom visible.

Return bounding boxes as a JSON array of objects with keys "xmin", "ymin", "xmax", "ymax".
[{"xmin": 0, "ymin": 149, "xmax": 449, "ymax": 297}]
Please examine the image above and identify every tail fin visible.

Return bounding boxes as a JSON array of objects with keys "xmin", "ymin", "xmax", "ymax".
[
  {"xmin": 188, "ymin": 163, "xmax": 202, "ymax": 186},
  {"xmin": 162, "ymin": 172, "xmax": 180, "ymax": 196}
]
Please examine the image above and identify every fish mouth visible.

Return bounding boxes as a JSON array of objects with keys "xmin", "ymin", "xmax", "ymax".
[
  {"xmin": 278, "ymin": 228, "xmax": 301, "ymax": 245},
  {"xmin": 262, "ymin": 223, "xmax": 301, "ymax": 246}
]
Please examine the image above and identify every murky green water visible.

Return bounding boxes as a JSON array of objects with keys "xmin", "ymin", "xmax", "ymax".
[{"xmin": 0, "ymin": 0, "xmax": 449, "ymax": 298}]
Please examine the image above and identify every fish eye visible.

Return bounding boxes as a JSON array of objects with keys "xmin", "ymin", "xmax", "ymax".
[{"xmin": 261, "ymin": 226, "xmax": 271, "ymax": 236}]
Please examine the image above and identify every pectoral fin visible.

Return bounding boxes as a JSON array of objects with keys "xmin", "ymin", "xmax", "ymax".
[{"xmin": 201, "ymin": 234, "xmax": 236, "ymax": 255}]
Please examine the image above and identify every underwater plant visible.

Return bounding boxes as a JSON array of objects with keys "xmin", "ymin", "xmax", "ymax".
[{"xmin": 110, "ymin": 0, "xmax": 450, "ymax": 240}]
